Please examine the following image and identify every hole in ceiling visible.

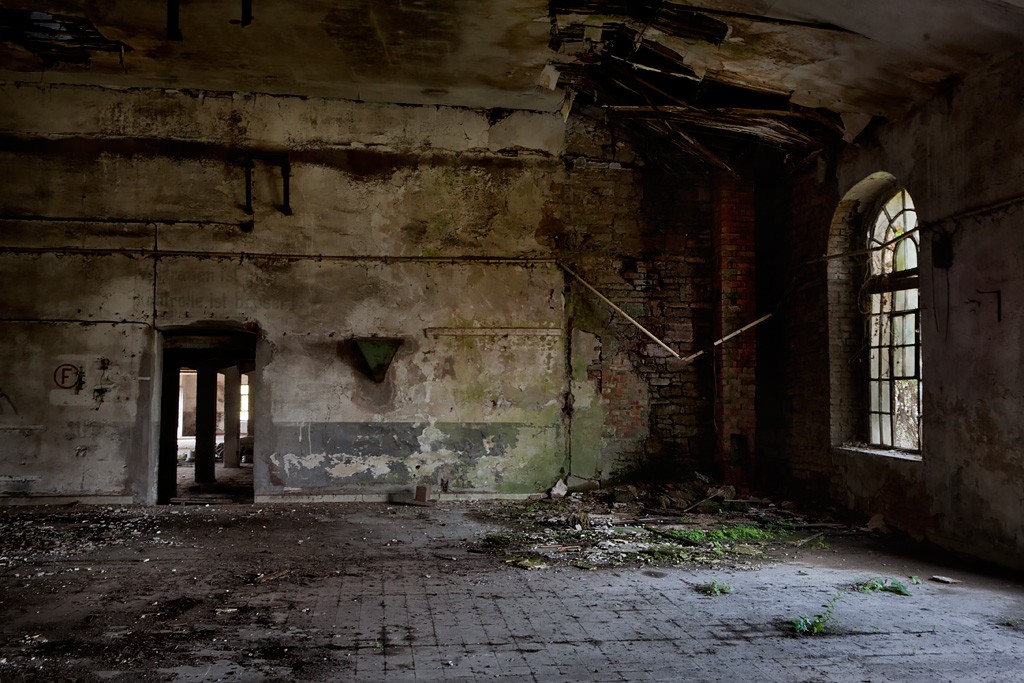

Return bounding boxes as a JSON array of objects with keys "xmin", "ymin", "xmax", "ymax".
[{"xmin": 0, "ymin": 8, "xmax": 130, "ymax": 67}]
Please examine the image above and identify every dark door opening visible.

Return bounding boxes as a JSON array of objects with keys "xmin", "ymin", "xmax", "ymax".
[{"xmin": 158, "ymin": 329, "xmax": 257, "ymax": 504}]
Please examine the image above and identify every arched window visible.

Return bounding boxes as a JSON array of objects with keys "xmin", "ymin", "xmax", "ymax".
[{"xmin": 865, "ymin": 190, "xmax": 920, "ymax": 450}]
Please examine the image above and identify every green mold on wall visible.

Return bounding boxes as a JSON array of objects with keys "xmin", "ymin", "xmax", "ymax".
[{"xmin": 489, "ymin": 425, "xmax": 567, "ymax": 493}]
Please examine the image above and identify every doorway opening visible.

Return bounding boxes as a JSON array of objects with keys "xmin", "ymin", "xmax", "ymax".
[{"xmin": 157, "ymin": 328, "xmax": 258, "ymax": 504}]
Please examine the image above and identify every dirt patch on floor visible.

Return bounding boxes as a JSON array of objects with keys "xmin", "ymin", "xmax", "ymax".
[{"xmin": 465, "ymin": 484, "xmax": 848, "ymax": 571}]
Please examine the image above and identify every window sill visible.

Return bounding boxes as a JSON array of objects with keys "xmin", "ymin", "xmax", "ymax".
[{"xmin": 834, "ymin": 445, "xmax": 923, "ymax": 463}]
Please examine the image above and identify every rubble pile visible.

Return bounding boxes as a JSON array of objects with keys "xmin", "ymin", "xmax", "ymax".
[{"xmin": 471, "ymin": 479, "xmax": 846, "ymax": 570}]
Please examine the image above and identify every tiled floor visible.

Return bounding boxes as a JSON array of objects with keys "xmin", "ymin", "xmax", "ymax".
[{"xmin": 1, "ymin": 502, "xmax": 1022, "ymax": 681}]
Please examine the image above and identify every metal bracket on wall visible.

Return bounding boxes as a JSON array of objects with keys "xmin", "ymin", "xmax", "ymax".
[
  {"xmin": 976, "ymin": 289, "xmax": 1002, "ymax": 322},
  {"xmin": 280, "ymin": 159, "xmax": 292, "ymax": 216},
  {"xmin": 243, "ymin": 158, "xmax": 254, "ymax": 215},
  {"xmin": 241, "ymin": 153, "xmax": 292, "ymax": 216},
  {"xmin": 230, "ymin": 0, "xmax": 254, "ymax": 26},
  {"xmin": 171, "ymin": 0, "xmax": 253, "ymax": 37},
  {"xmin": 166, "ymin": 0, "xmax": 183, "ymax": 40}
]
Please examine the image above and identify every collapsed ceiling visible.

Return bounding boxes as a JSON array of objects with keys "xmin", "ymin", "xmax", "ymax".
[
  {"xmin": 1, "ymin": 0, "xmax": 1022, "ymax": 166},
  {"xmin": 545, "ymin": 0, "xmax": 1024, "ymax": 170}
]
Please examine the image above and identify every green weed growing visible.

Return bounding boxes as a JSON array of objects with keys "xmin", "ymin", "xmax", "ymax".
[
  {"xmin": 792, "ymin": 591, "xmax": 843, "ymax": 635},
  {"xmin": 660, "ymin": 524, "xmax": 781, "ymax": 545},
  {"xmin": 695, "ymin": 579, "xmax": 735, "ymax": 596},
  {"xmin": 854, "ymin": 577, "xmax": 911, "ymax": 596}
]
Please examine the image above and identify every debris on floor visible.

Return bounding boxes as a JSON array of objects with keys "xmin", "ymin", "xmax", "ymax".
[
  {"xmin": 469, "ymin": 479, "xmax": 857, "ymax": 570},
  {"xmin": 931, "ymin": 575, "xmax": 963, "ymax": 584},
  {"xmin": 0, "ymin": 500, "xmax": 1020, "ymax": 681},
  {"xmin": 0, "ymin": 507, "xmax": 171, "ymax": 569}
]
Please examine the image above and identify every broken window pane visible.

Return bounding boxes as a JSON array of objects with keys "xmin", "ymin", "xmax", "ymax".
[{"xmin": 894, "ymin": 380, "xmax": 921, "ymax": 449}]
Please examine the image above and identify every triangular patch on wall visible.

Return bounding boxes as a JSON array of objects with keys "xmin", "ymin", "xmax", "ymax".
[{"xmin": 351, "ymin": 338, "xmax": 403, "ymax": 383}]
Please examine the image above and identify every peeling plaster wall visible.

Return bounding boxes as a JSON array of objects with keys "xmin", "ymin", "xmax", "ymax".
[
  {"xmin": 252, "ymin": 263, "xmax": 566, "ymax": 497},
  {"xmin": 0, "ymin": 323, "xmax": 152, "ymax": 504},
  {"xmin": 0, "ymin": 82, "xmax": 709, "ymax": 502},
  {"xmin": 0, "ymin": 83, "xmax": 580, "ymax": 502},
  {"xmin": 833, "ymin": 51, "xmax": 1024, "ymax": 568}
]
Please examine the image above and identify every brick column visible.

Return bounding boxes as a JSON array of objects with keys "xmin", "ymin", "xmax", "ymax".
[{"xmin": 713, "ymin": 172, "xmax": 757, "ymax": 483}]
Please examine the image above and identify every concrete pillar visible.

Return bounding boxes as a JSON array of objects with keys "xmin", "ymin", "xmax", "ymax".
[
  {"xmin": 194, "ymin": 365, "xmax": 217, "ymax": 484},
  {"xmin": 223, "ymin": 366, "xmax": 241, "ymax": 468},
  {"xmin": 158, "ymin": 358, "xmax": 181, "ymax": 504},
  {"xmin": 245, "ymin": 370, "xmax": 256, "ymax": 455}
]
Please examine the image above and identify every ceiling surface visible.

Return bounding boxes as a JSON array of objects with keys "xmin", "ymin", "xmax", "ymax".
[{"xmin": 1, "ymin": 1, "xmax": 1022, "ymax": 160}]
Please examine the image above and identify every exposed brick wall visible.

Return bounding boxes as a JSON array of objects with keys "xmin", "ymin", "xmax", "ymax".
[
  {"xmin": 712, "ymin": 173, "xmax": 757, "ymax": 483},
  {"xmin": 785, "ymin": 168, "xmax": 839, "ymax": 492},
  {"xmin": 547, "ymin": 115, "xmax": 716, "ymax": 480},
  {"xmin": 638, "ymin": 175, "xmax": 715, "ymax": 474},
  {"xmin": 826, "ymin": 196, "xmax": 869, "ymax": 447},
  {"xmin": 546, "ymin": 124, "xmax": 863, "ymax": 495}
]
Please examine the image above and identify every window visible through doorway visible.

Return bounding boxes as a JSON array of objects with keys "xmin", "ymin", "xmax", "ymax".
[
  {"xmin": 865, "ymin": 189, "xmax": 921, "ymax": 450},
  {"xmin": 240, "ymin": 376, "xmax": 250, "ymax": 436}
]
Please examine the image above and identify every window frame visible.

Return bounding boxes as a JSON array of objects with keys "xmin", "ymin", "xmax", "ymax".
[{"xmin": 863, "ymin": 189, "xmax": 922, "ymax": 452}]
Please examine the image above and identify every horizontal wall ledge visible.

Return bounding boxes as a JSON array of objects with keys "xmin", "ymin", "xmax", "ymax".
[
  {"xmin": 424, "ymin": 327, "xmax": 561, "ymax": 337},
  {"xmin": 0, "ymin": 244, "xmax": 557, "ymax": 265}
]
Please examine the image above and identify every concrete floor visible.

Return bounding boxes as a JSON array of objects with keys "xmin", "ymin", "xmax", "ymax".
[
  {"xmin": 1, "ymin": 502, "xmax": 1023, "ymax": 682},
  {"xmin": 173, "ymin": 462, "xmax": 254, "ymax": 504}
]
